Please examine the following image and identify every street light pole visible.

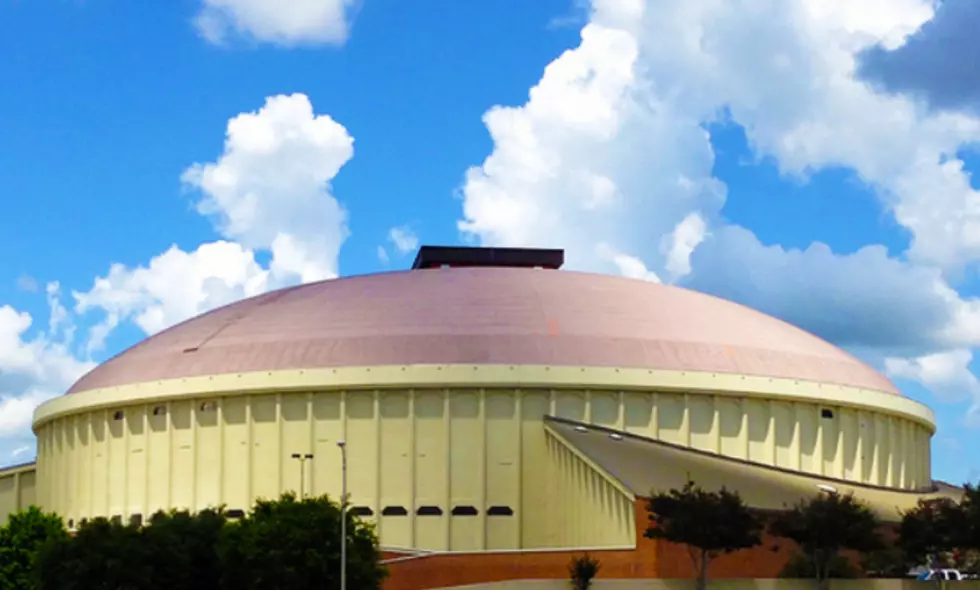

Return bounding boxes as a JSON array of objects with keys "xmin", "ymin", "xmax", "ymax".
[
  {"xmin": 337, "ymin": 440, "xmax": 347, "ymax": 590},
  {"xmin": 290, "ymin": 453, "xmax": 314, "ymax": 498}
]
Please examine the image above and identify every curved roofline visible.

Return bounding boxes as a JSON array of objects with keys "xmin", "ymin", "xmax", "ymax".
[
  {"xmin": 39, "ymin": 364, "xmax": 935, "ymax": 433},
  {"xmin": 65, "ymin": 266, "xmax": 902, "ymax": 397}
]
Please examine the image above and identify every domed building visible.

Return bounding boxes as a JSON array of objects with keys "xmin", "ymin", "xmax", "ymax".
[{"xmin": 0, "ymin": 246, "xmax": 961, "ymax": 587}]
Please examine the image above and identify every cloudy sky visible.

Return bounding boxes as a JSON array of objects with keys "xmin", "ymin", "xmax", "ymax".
[{"xmin": 2, "ymin": 0, "xmax": 979, "ymax": 484}]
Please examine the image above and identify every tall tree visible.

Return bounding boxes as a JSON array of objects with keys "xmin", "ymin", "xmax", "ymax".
[
  {"xmin": 0, "ymin": 506, "xmax": 68, "ymax": 590},
  {"xmin": 34, "ymin": 517, "xmax": 152, "ymax": 590},
  {"xmin": 899, "ymin": 497, "xmax": 963, "ymax": 569},
  {"xmin": 960, "ymin": 484, "xmax": 980, "ymax": 551},
  {"xmin": 644, "ymin": 480, "xmax": 762, "ymax": 590},
  {"xmin": 769, "ymin": 491, "xmax": 882, "ymax": 590},
  {"xmin": 220, "ymin": 492, "xmax": 386, "ymax": 590},
  {"xmin": 141, "ymin": 508, "xmax": 228, "ymax": 590}
]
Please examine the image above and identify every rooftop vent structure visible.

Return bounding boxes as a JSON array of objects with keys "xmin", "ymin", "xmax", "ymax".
[{"xmin": 411, "ymin": 245, "xmax": 564, "ymax": 270}]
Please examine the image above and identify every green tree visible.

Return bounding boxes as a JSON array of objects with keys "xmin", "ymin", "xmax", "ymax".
[
  {"xmin": 960, "ymin": 484, "xmax": 980, "ymax": 552},
  {"xmin": 769, "ymin": 491, "xmax": 882, "ymax": 590},
  {"xmin": 781, "ymin": 550, "xmax": 859, "ymax": 579},
  {"xmin": 34, "ymin": 517, "xmax": 151, "ymax": 590},
  {"xmin": 0, "ymin": 506, "xmax": 68, "ymax": 590},
  {"xmin": 899, "ymin": 497, "xmax": 962, "ymax": 569},
  {"xmin": 141, "ymin": 508, "xmax": 228, "ymax": 590},
  {"xmin": 644, "ymin": 480, "xmax": 762, "ymax": 590},
  {"xmin": 861, "ymin": 544, "xmax": 911, "ymax": 578},
  {"xmin": 219, "ymin": 492, "xmax": 386, "ymax": 590}
]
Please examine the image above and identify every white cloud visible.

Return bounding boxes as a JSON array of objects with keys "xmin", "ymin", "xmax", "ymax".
[
  {"xmin": 663, "ymin": 212, "xmax": 706, "ymax": 279},
  {"xmin": 457, "ymin": 0, "xmax": 980, "ymax": 421},
  {"xmin": 596, "ymin": 243, "xmax": 660, "ymax": 283},
  {"xmin": 15, "ymin": 275, "xmax": 39, "ymax": 294},
  {"xmin": 684, "ymin": 226, "xmax": 980, "ymax": 354},
  {"xmin": 74, "ymin": 242, "xmax": 273, "ymax": 352},
  {"xmin": 885, "ymin": 350, "xmax": 980, "ymax": 425},
  {"xmin": 183, "ymin": 93, "xmax": 353, "ymax": 284},
  {"xmin": 377, "ymin": 245, "xmax": 390, "ymax": 265},
  {"xmin": 75, "ymin": 93, "xmax": 355, "ymax": 350},
  {"xmin": 194, "ymin": 0, "xmax": 356, "ymax": 47},
  {"xmin": 388, "ymin": 226, "xmax": 419, "ymax": 254},
  {"xmin": 0, "ymin": 305, "xmax": 94, "ymax": 438}
]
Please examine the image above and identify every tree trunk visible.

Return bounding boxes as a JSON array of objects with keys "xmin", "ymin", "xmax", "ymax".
[
  {"xmin": 697, "ymin": 551, "xmax": 708, "ymax": 590},
  {"xmin": 813, "ymin": 551, "xmax": 830, "ymax": 590}
]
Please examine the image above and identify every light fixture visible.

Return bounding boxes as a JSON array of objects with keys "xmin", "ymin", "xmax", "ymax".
[
  {"xmin": 608, "ymin": 433, "xmax": 623, "ymax": 441},
  {"xmin": 816, "ymin": 484, "xmax": 838, "ymax": 494},
  {"xmin": 574, "ymin": 425, "xmax": 588, "ymax": 433}
]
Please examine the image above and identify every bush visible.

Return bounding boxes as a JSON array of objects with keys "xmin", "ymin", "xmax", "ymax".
[
  {"xmin": 29, "ymin": 493, "xmax": 386, "ymax": 590},
  {"xmin": 568, "ymin": 554, "xmax": 600, "ymax": 590}
]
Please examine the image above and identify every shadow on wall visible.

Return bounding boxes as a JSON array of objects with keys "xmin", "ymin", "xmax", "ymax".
[{"xmin": 435, "ymin": 581, "xmax": 980, "ymax": 590}]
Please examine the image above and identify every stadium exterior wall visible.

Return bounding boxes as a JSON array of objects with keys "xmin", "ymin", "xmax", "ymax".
[
  {"xmin": 30, "ymin": 364, "xmax": 934, "ymax": 549},
  {"xmin": 0, "ymin": 462, "xmax": 37, "ymax": 522}
]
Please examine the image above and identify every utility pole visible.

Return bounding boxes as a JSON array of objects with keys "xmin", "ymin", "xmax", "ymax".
[
  {"xmin": 338, "ymin": 440, "xmax": 347, "ymax": 590},
  {"xmin": 290, "ymin": 452, "xmax": 314, "ymax": 498}
]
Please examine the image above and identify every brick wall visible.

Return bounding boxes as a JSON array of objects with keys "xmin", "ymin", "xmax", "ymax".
[{"xmin": 382, "ymin": 498, "xmax": 882, "ymax": 589}]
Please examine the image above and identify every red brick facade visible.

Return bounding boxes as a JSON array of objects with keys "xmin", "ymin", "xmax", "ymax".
[{"xmin": 383, "ymin": 500, "xmax": 805, "ymax": 590}]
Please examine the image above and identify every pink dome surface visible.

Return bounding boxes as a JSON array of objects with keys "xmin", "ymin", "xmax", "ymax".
[{"xmin": 67, "ymin": 267, "xmax": 900, "ymax": 396}]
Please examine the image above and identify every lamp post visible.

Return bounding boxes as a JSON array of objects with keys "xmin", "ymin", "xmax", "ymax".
[
  {"xmin": 290, "ymin": 453, "xmax": 314, "ymax": 498},
  {"xmin": 337, "ymin": 440, "xmax": 347, "ymax": 590}
]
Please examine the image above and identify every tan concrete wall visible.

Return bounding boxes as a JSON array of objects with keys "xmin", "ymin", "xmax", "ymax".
[
  {"xmin": 35, "ymin": 386, "xmax": 928, "ymax": 547},
  {"xmin": 0, "ymin": 463, "xmax": 37, "ymax": 524},
  {"xmin": 439, "ymin": 581, "xmax": 980, "ymax": 590}
]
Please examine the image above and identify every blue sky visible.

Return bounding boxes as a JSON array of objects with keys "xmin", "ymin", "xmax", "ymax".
[{"xmin": 1, "ymin": 0, "xmax": 979, "ymax": 485}]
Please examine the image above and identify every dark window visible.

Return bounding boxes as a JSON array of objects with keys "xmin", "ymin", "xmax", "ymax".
[
  {"xmin": 152, "ymin": 406, "xmax": 166, "ymax": 416},
  {"xmin": 487, "ymin": 506, "xmax": 514, "ymax": 517},
  {"xmin": 112, "ymin": 411, "xmax": 124, "ymax": 421},
  {"xmin": 451, "ymin": 506, "xmax": 478, "ymax": 516},
  {"xmin": 382, "ymin": 506, "xmax": 408, "ymax": 516},
  {"xmin": 416, "ymin": 506, "xmax": 443, "ymax": 516},
  {"xmin": 67, "ymin": 519, "xmax": 74, "ymax": 529},
  {"xmin": 80, "ymin": 518, "xmax": 88, "ymax": 526},
  {"xmin": 349, "ymin": 506, "xmax": 374, "ymax": 517},
  {"xmin": 821, "ymin": 409, "xmax": 834, "ymax": 419},
  {"xmin": 226, "ymin": 509, "xmax": 245, "ymax": 519},
  {"xmin": 130, "ymin": 514, "xmax": 143, "ymax": 527},
  {"xmin": 199, "ymin": 401, "xmax": 217, "ymax": 412}
]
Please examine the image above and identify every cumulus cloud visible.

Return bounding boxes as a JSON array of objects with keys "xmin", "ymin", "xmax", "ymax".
[
  {"xmin": 457, "ymin": 0, "xmax": 980, "ymax": 420},
  {"xmin": 388, "ymin": 226, "xmax": 419, "ymax": 254},
  {"xmin": 683, "ymin": 226, "xmax": 978, "ymax": 354},
  {"xmin": 194, "ymin": 0, "xmax": 357, "ymax": 47},
  {"xmin": 183, "ymin": 93, "xmax": 353, "ymax": 283},
  {"xmin": 885, "ymin": 350, "xmax": 980, "ymax": 426},
  {"xmin": 858, "ymin": 0, "xmax": 980, "ymax": 115},
  {"xmin": 74, "ymin": 242, "xmax": 272, "ymax": 353},
  {"xmin": 0, "ymin": 304, "xmax": 94, "ymax": 439},
  {"xmin": 75, "ymin": 94, "xmax": 354, "ymax": 350}
]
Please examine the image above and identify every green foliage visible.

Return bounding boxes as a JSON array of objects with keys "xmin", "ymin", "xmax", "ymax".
[
  {"xmin": 568, "ymin": 554, "xmax": 600, "ymax": 590},
  {"xmin": 35, "ymin": 517, "xmax": 149, "ymax": 590},
  {"xmin": 780, "ymin": 551, "xmax": 859, "ymax": 579},
  {"xmin": 0, "ymin": 506, "xmax": 68, "ymax": 590},
  {"xmin": 769, "ymin": 491, "xmax": 881, "ymax": 589},
  {"xmin": 899, "ymin": 497, "xmax": 963, "ymax": 568},
  {"xmin": 220, "ymin": 492, "xmax": 386, "ymax": 590},
  {"xmin": 31, "ymin": 493, "xmax": 385, "ymax": 590},
  {"xmin": 960, "ymin": 483, "xmax": 980, "ymax": 551},
  {"xmin": 141, "ymin": 508, "xmax": 227, "ymax": 590},
  {"xmin": 644, "ymin": 480, "xmax": 762, "ymax": 590},
  {"xmin": 861, "ymin": 544, "xmax": 913, "ymax": 578}
]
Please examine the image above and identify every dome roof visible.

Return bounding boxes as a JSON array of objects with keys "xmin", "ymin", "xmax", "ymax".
[{"xmin": 67, "ymin": 267, "xmax": 899, "ymax": 396}]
